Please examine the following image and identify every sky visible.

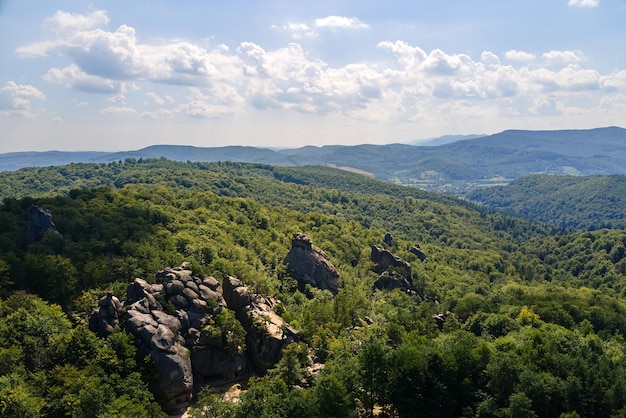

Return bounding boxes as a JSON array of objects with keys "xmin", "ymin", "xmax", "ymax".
[{"xmin": 0, "ymin": 0, "xmax": 625, "ymax": 152}]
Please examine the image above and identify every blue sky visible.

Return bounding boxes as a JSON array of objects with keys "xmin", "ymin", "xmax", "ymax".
[{"xmin": 1, "ymin": 0, "xmax": 624, "ymax": 152}]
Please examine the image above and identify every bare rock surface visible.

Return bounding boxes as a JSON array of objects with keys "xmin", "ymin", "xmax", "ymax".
[
  {"xmin": 90, "ymin": 262, "xmax": 298, "ymax": 412},
  {"xmin": 371, "ymin": 245, "xmax": 416, "ymax": 293},
  {"xmin": 27, "ymin": 204, "xmax": 61, "ymax": 242},
  {"xmin": 283, "ymin": 233, "xmax": 339, "ymax": 294},
  {"xmin": 222, "ymin": 276, "xmax": 299, "ymax": 373}
]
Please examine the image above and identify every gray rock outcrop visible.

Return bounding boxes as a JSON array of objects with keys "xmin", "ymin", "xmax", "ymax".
[
  {"xmin": 27, "ymin": 204, "xmax": 60, "ymax": 242},
  {"xmin": 89, "ymin": 263, "xmax": 251, "ymax": 413},
  {"xmin": 371, "ymin": 245, "xmax": 412, "ymax": 278},
  {"xmin": 89, "ymin": 293, "xmax": 122, "ymax": 338},
  {"xmin": 283, "ymin": 233, "xmax": 339, "ymax": 294},
  {"xmin": 371, "ymin": 245, "xmax": 415, "ymax": 293},
  {"xmin": 409, "ymin": 244, "xmax": 427, "ymax": 263},
  {"xmin": 223, "ymin": 276, "xmax": 300, "ymax": 373},
  {"xmin": 373, "ymin": 271, "xmax": 414, "ymax": 292}
]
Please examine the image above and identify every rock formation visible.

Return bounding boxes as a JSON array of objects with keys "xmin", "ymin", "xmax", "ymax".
[
  {"xmin": 283, "ymin": 233, "xmax": 339, "ymax": 294},
  {"xmin": 222, "ymin": 276, "xmax": 299, "ymax": 373},
  {"xmin": 370, "ymin": 245, "xmax": 412, "ymax": 277},
  {"xmin": 90, "ymin": 263, "xmax": 279, "ymax": 413},
  {"xmin": 409, "ymin": 244, "xmax": 427, "ymax": 263},
  {"xmin": 27, "ymin": 204, "xmax": 60, "ymax": 242},
  {"xmin": 383, "ymin": 232, "xmax": 393, "ymax": 246},
  {"xmin": 89, "ymin": 292, "xmax": 122, "ymax": 337},
  {"xmin": 371, "ymin": 245, "xmax": 415, "ymax": 293},
  {"xmin": 373, "ymin": 271, "xmax": 414, "ymax": 292}
]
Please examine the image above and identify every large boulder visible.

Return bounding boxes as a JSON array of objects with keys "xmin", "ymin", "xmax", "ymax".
[
  {"xmin": 409, "ymin": 244, "xmax": 428, "ymax": 263},
  {"xmin": 373, "ymin": 271, "xmax": 414, "ymax": 292},
  {"xmin": 27, "ymin": 204, "xmax": 60, "ymax": 242},
  {"xmin": 283, "ymin": 233, "xmax": 339, "ymax": 294},
  {"xmin": 89, "ymin": 263, "xmax": 250, "ymax": 413},
  {"xmin": 371, "ymin": 245, "xmax": 415, "ymax": 293},
  {"xmin": 122, "ymin": 278, "xmax": 193, "ymax": 413},
  {"xmin": 89, "ymin": 293, "xmax": 122, "ymax": 338},
  {"xmin": 370, "ymin": 245, "xmax": 412, "ymax": 279},
  {"xmin": 223, "ymin": 276, "xmax": 299, "ymax": 373}
]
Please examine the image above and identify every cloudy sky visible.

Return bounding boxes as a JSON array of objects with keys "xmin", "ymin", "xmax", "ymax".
[{"xmin": 1, "ymin": 0, "xmax": 624, "ymax": 152}]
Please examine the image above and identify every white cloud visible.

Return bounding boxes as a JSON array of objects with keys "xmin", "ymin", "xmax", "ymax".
[
  {"xmin": 15, "ymin": 10, "xmax": 626, "ymax": 129},
  {"xmin": 542, "ymin": 50, "xmax": 585, "ymax": 64},
  {"xmin": 423, "ymin": 49, "xmax": 473, "ymax": 75},
  {"xmin": 568, "ymin": 0, "xmax": 599, "ymax": 8},
  {"xmin": 20, "ymin": 13, "xmax": 241, "ymax": 87},
  {"xmin": 505, "ymin": 50, "xmax": 536, "ymax": 61},
  {"xmin": 45, "ymin": 9, "xmax": 109, "ymax": 33},
  {"xmin": 529, "ymin": 65, "xmax": 601, "ymax": 91},
  {"xmin": 0, "ymin": 81, "xmax": 45, "ymax": 118},
  {"xmin": 272, "ymin": 22, "xmax": 317, "ymax": 39},
  {"xmin": 44, "ymin": 64, "xmax": 127, "ymax": 94},
  {"xmin": 314, "ymin": 16, "xmax": 369, "ymax": 30},
  {"xmin": 481, "ymin": 51, "xmax": 501, "ymax": 67},
  {"xmin": 601, "ymin": 70, "xmax": 626, "ymax": 91},
  {"xmin": 107, "ymin": 94, "xmax": 126, "ymax": 104},
  {"xmin": 100, "ymin": 106, "xmax": 137, "ymax": 115}
]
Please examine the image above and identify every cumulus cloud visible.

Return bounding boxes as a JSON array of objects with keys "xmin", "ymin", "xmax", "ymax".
[
  {"xmin": 601, "ymin": 70, "xmax": 626, "ymax": 92},
  {"xmin": 568, "ymin": 0, "xmax": 599, "ymax": 8},
  {"xmin": 530, "ymin": 65, "xmax": 601, "ymax": 91},
  {"xmin": 481, "ymin": 51, "xmax": 501, "ymax": 67},
  {"xmin": 45, "ymin": 9, "xmax": 110, "ymax": 33},
  {"xmin": 314, "ymin": 16, "xmax": 369, "ymax": 29},
  {"xmin": 505, "ymin": 50, "xmax": 536, "ymax": 61},
  {"xmin": 16, "ymin": 10, "xmax": 626, "ymax": 127},
  {"xmin": 0, "ymin": 81, "xmax": 45, "ymax": 117},
  {"xmin": 44, "ymin": 64, "xmax": 127, "ymax": 94},
  {"xmin": 20, "ymin": 13, "xmax": 240, "ymax": 87},
  {"xmin": 542, "ymin": 50, "xmax": 585, "ymax": 64},
  {"xmin": 271, "ymin": 22, "xmax": 317, "ymax": 39}
]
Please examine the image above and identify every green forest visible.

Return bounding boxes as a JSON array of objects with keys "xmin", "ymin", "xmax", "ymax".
[
  {"xmin": 466, "ymin": 174, "xmax": 626, "ymax": 232},
  {"xmin": 2, "ymin": 159, "xmax": 626, "ymax": 417}
]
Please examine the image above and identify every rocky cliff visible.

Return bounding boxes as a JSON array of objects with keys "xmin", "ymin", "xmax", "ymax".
[
  {"xmin": 370, "ymin": 245, "xmax": 415, "ymax": 293},
  {"xmin": 283, "ymin": 233, "xmax": 339, "ymax": 294},
  {"xmin": 90, "ymin": 262, "xmax": 295, "ymax": 412},
  {"xmin": 27, "ymin": 204, "xmax": 60, "ymax": 242}
]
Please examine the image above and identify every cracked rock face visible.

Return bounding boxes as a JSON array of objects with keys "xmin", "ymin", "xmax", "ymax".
[
  {"xmin": 27, "ymin": 204, "xmax": 61, "ymax": 242},
  {"xmin": 371, "ymin": 245, "xmax": 415, "ymax": 293},
  {"xmin": 89, "ymin": 262, "xmax": 299, "ymax": 412},
  {"xmin": 283, "ymin": 233, "xmax": 339, "ymax": 294},
  {"xmin": 90, "ymin": 264, "xmax": 241, "ymax": 412},
  {"xmin": 222, "ymin": 276, "xmax": 300, "ymax": 373}
]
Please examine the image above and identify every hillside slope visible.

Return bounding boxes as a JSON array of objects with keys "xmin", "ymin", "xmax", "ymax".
[
  {"xmin": 2, "ymin": 161, "xmax": 626, "ymax": 416},
  {"xmin": 467, "ymin": 174, "xmax": 626, "ymax": 231}
]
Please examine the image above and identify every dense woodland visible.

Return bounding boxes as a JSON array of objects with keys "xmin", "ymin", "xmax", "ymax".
[
  {"xmin": 467, "ymin": 174, "xmax": 626, "ymax": 232},
  {"xmin": 1, "ymin": 159, "xmax": 626, "ymax": 417}
]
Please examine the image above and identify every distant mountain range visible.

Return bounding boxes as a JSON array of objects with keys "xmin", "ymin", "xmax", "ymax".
[
  {"xmin": 2, "ymin": 126, "xmax": 625, "ymax": 194},
  {"xmin": 410, "ymin": 134, "xmax": 485, "ymax": 146}
]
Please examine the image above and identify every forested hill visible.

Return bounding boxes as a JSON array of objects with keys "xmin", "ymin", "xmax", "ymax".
[
  {"xmin": 2, "ymin": 126, "xmax": 625, "ymax": 193},
  {"xmin": 2, "ymin": 159, "xmax": 626, "ymax": 416},
  {"xmin": 0, "ymin": 158, "xmax": 465, "ymax": 209},
  {"xmin": 467, "ymin": 174, "xmax": 626, "ymax": 231}
]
